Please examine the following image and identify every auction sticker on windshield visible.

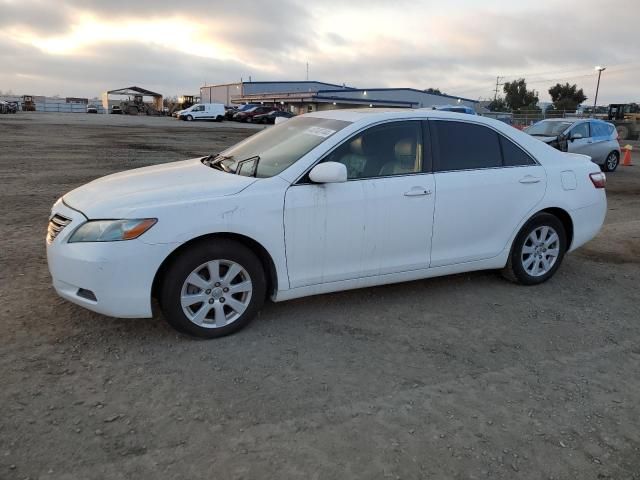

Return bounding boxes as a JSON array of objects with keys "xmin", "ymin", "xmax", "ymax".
[{"xmin": 304, "ymin": 126, "xmax": 336, "ymax": 138}]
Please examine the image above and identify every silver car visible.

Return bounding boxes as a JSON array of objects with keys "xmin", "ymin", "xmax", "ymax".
[{"xmin": 525, "ymin": 118, "xmax": 621, "ymax": 171}]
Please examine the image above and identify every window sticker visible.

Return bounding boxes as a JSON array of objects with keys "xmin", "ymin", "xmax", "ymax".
[{"xmin": 304, "ymin": 126, "xmax": 336, "ymax": 138}]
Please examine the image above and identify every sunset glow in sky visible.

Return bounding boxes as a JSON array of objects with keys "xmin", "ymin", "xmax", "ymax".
[{"xmin": 0, "ymin": 0, "xmax": 638, "ymax": 103}]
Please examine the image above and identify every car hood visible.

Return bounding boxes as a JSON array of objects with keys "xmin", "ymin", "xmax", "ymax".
[
  {"xmin": 536, "ymin": 136, "xmax": 557, "ymax": 144},
  {"xmin": 63, "ymin": 158, "xmax": 257, "ymax": 218}
]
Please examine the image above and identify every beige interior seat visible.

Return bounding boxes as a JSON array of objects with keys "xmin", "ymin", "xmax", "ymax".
[{"xmin": 379, "ymin": 138, "xmax": 419, "ymax": 175}]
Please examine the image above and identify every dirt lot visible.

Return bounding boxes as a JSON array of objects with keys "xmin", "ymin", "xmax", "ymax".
[{"xmin": 1, "ymin": 112, "xmax": 639, "ymax": 480}]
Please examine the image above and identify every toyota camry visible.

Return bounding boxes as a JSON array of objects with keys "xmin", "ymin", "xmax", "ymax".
[{"xmin": 46, "ymin": 109, "xmax": 607, "ymax": 338}]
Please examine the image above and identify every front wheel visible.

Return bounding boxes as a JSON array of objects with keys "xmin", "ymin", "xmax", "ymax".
[
  {"xmin": 186, "ymin": 115, "xmax": 193, "ymax": 121},
  {"xmin": 160, "ymin": 240, "xmax": 266, "ymax": 338},
  {"xmin": 502, "ymin": 213, "xmax": 567, "ymax": 285},
  {"xmin": 602, "ymin": 151, "xmax": 619, "ymax": 172}
]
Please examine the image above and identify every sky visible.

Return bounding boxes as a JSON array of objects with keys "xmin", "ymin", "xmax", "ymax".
[{"xmin": 0, "ymin": 0, "xmax": 638, "ymax": 104}]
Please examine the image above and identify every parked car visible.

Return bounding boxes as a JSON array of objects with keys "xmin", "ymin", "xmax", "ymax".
[
  {"xmin": 226, "ymin": 103, "xmax": 260, "ymax": 120},
  {"xmin": 433, "ymin": 105, "xmax": 476, "ymax": 115},
  {"xmin": 525, "ymin": 118, "xmax": 620, "ymax": 171},
  {"xmin": 87, "ymin": 104, "xmax": 98, "ymax": 114},
  {"xmin": 46, "ymin": 110, "xmax": 606, "ymax": 338},
  {"xmin": 179, "ymin": 103, "xmax": 225, "ymax": 122},
  {"xmin": 0, "ymin": 101, "xmax": 7, "ymax": 114},
  {"xmin": 252, "ymin": 110, "xmax": 295, "ymax": 124},
  {"xmin": 6, "ymin": 101, "xmax": 18, "ymax": 113},
  {"xmin": 111, "ymin": 105, "xmax": 122, "ymax": 114},
  {"xmin": 233, "ymin": 105, "xmax": 274, "ymax": 122}
]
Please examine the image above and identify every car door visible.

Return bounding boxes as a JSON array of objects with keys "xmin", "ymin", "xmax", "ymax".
[
  {"xmin": 191, "ymin": 105, "xmax": 204, "ymax": 119},
  {"xmin": 566, "ymin": 121, "xmax": 593, "ymax": 157},
  {"xmin": 283, "ymin": 121, "xmax": 435, "ymax": 288},
  {"xmin": 429, "ymin": 120, "xmax": 546, "ymax": 267},
  {"xmin": 587, "ymin": 121, "xmax": 611, "ymax": 164}
]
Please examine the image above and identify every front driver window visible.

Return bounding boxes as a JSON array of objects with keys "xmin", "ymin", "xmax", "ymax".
[
  {"xmin": 324, "ymin": 121, "xmax": 423, "ymax": 179},
  {"xmin": 570, "ymin": 122, "xmax": 589, "ymax": 138}
]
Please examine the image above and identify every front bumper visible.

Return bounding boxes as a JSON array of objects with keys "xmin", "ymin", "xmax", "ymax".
[{"xmin": 46, "ymin": 199, "xmax": 177, "ymax": 318}]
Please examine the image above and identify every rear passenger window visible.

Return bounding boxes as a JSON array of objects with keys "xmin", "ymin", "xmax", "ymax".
[
  {"xmin": 432, "ymin": 121, "xmax": 501, "ymax": 171},
  {"xmin": 500, "ymin": 136, "xmax": 535, "ymax": 166},
  {"xmin": 591, "ymin": 122, "xmax": 613, "ymax": 137}
]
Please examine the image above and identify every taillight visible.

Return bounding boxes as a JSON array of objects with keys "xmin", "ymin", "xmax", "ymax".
[{"xmin": 590, "ymin": 172, "xmax": 606, "ymax": 188}]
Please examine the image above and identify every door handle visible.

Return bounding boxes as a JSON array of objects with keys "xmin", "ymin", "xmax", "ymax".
[
  {"xmin": 519, "ymin": 176, "xmax": 541, "ymax": 184},
  {"xmin": 404, "ymin": 187, "xmax": 432, "ymax": 196}
]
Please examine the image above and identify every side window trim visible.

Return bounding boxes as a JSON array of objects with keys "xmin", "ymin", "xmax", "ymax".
[
  {"xmin": 429, "ymin": 119, "xmax": 540, "ymax": 173},
  {"xmin": 421, "ymin": 120, "xmax": 433, "ymax": 174},
  {"xmin": 294, "ymin": 119, "xmax": 429, "ymax": 185}
]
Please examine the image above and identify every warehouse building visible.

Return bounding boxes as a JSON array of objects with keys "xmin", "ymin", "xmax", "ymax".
[{"xmin": 200, "ymin": 81, "xmax": 477, "ymax": 114}]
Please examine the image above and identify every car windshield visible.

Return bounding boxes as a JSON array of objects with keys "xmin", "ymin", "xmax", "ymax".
[
  {"xmin": 525, "ymin": 120, "xmax": 573, "ymax": 136},
  {"xmin": 214, "ymin": 116, "xmax": 351, "ymax": 178}
]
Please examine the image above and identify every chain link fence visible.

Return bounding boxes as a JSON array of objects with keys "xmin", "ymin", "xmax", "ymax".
[{"xmin": 482, "ymin": 110, "xmax": 594, "ymax": 129}]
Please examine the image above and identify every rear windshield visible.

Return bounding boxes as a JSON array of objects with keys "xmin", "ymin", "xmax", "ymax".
[
  {"xmin": 525, "ymin": 120, "xmax": 573, "ymax": 137},
  {"xmin": 216, "ymin": 116, "xmax": 352, "ymax": 178}
]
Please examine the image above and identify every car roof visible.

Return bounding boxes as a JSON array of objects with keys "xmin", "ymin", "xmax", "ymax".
[
  {"xmin": 536, "ymin": 118, "xmax": 579, "ymax": 123},
  {"xmin": 306, "ymin": 108, "xmax": 476, "ymax": 122}
]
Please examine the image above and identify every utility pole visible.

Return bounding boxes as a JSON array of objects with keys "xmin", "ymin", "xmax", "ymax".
[
  {"xmin": 306, "ymin": 62, "xmax": 309, "ymax": 81},
  {"xmin": 593, "ymin": 66, "xmax": 606, "ymax": 116},
  {"xmin": 493, "ymin": 76, "xmax": 504, "ymax": 101}
]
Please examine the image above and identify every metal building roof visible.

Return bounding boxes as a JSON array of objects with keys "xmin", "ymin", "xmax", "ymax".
[{"xmin": 106, "ymin": 86, "xmax": 162, "ymax": 97}]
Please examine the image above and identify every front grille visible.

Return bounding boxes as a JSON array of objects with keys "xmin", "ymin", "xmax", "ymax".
[{"xmin": 47, "ymin": 214, "xmax": 72, "ymax": 244}]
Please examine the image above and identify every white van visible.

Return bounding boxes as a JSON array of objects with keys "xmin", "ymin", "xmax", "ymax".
[{"xmin": 178, "ymin": 103, "xmax": 225, "ymax": 122}]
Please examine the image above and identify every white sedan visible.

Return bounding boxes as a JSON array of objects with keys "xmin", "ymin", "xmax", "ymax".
[{"xmin": 46, "ymin": 109, "xmax": 607, "ymax": 338}]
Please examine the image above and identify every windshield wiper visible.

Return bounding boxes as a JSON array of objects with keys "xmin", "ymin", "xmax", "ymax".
[{"xmin": 235, "ymin": 155, "xmax": 260, "ymax": 177}]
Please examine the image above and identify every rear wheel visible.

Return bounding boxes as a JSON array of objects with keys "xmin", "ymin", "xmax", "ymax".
[
  {"xmin": 502, "ymin": 213, "xmax": 567, "ymax": 285},
  {"xmin": 602, "ymin": 151, "xmax": 619, "ymax": 172},
  {"xmin": 160, "ymin": 240, "xmax": 266, "ymax": 338}
]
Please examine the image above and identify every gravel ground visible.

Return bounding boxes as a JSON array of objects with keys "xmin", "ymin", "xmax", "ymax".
[{"xmin": 1, "ymin": 112, "xmax": 639, "ymax": 480}]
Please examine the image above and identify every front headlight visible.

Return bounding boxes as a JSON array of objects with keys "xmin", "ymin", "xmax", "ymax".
[{"xmin": 68, "ymin": 219, "xmax": 157, "ymax": 243}]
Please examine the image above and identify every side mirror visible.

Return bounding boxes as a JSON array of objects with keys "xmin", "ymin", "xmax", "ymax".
[
  {"xmin": 570, "ymin": 133, "xmax": 583, "ymax": 141},
  {"xmin": 309, "ymin": 162, "xmax": 347, "ymax": 184}
]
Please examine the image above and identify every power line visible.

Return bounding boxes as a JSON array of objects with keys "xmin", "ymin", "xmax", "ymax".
[
  {"xmin": 499, "ymin": 61, "xmax": 640, "ymax": 81},
  {"xmin": 445, "ymin": 62, "xmax": 640, "ymax": 99}
]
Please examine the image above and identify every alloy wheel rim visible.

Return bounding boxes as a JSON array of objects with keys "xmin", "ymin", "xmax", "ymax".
[
  {"xmin": 180, "ymin": 260, "xmax": 253, "ymax": 328},
  {"xmin": 521, "ymin": 226, "xmax": 560, "ymax": 277},
  {"xmin": 607, "ymin": 153, "xmax": 618, "ymax": 170}
]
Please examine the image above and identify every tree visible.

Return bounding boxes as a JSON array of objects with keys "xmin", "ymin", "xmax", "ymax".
[
  {"xmin": 487, "ymin": 97, "xmax": 508, "ymax": 112},
  {"xmin": 503, "ymin": 78, "xmax": 539, "ymax": 111},
  {"xmin": 425, "ymin": 88, "xmax": 444, "ymax": 95},
  {"xmin": 548, "ymin": 83, "xmax": 587, "ymax": 112}
]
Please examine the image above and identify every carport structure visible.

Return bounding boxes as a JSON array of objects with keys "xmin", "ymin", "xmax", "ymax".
[{"xmin": 102, "ymin": 86, "xmax": 163, "ymax": 114}]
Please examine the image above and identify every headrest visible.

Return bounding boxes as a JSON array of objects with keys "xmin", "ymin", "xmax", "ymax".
[
  {"xmin": 394, "ymin": 138, "xmax": 416, "ymax": 159},
  {"xmin": 350, "ymin": 136, "xmax": 364, "ymax": 155}
]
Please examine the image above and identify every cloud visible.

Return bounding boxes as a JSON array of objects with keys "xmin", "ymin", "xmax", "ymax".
[{"xmin": 0, "ymin": 0, "xmax": 638, "ymax": 103}]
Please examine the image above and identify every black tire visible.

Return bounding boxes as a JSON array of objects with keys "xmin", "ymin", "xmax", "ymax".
[
  {"xmin": 186, "ymin": 115, "xmax": 193, "ymax": 122},
  {"xmin": 602, "ymin": 151, "xmax": 619, "ymax": 172},
  {"xmin": 616, "ymin": 125, "xmax": 629, "ymax": 141},
  {"xmin": 502, "ymin": 213, "xmax": 567, "ymax": 285},
  {"xmin": 216, "ymin": 115, "xmax": 223, "ymax": 122},
  {"xmin": 160, "ymin": 239, "xmax": 266, "ymax": 338}
]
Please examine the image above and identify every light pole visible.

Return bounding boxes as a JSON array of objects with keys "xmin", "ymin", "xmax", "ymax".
[{"xmin": 593, "ymin": 66, "xmax": 606, "ymax": 116}]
